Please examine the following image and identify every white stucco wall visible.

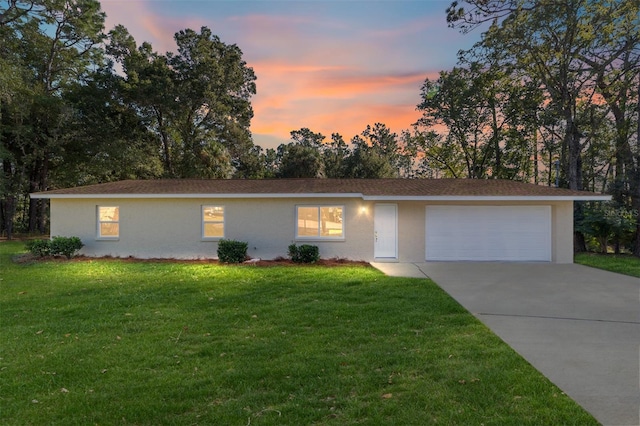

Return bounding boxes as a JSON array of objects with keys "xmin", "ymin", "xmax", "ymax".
[
  {"xmin": 50, "ymin": 198, "xmax": 375, "ymax": 261},
  {"xmin": 393, "ymin": 200, "xmax": 574, "ymax": 263},
  {"xmin": 552, "ymin": 201, "xmax": 575, "ymax": 263},
  {"xmin": 50, "ymin": 198, "xmax": 575, "ymax": 263}
]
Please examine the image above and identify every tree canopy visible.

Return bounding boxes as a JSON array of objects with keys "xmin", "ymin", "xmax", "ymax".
[
  {"xmin": 434, "ymin": 0, "xmax": 639, "ymax": 254},
  {"xmin": 1, "ymin": 2, "xmax": 258, "ymax": 237}
]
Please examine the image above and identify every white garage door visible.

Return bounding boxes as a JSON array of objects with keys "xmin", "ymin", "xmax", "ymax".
[{"xmin": 425, "ymin": 206, "xmax": 551, "ymax": 262}]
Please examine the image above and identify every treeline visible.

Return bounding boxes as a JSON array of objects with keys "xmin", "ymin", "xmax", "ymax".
[
  {"xmin": 1, "ymin": 0, "xmax": 639, "ymax": 255},
  {"xmin": 1, "ymin": 1, "xmax": 260, "ymax": 238}
]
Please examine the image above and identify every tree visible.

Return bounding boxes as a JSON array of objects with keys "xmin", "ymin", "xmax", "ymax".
[
  {"xmin": 576, "ymin": 202, "xmax": 637, "ymax": 254},
  {"xmin": 401, "ymin": 128, "xmax": 466, "ymax": 178},
  {"xmin": 1, "ymin": 0, "xmax": 106, "ymax": 237},
  {"xmin": 268, "ymin": 124, "xmax": 407, "ymax": 179},
  {"xmin": 343, "ymin": 124, "xmax": 401, "ymax": 179},
  {"xmin": 323, "ymin": 133, "xmax": 350, "ymax": 178},
  {"xmin": 0, "ymin": 1, "xmax": 37, "ymax": 26},
  {"xmin": 289, "ymin": 127, "xmax": 326, "ymax": 149},
  {"xmin": 0, "ymin": 2, "xmax": 31, "ymax": 238},
  {"xmin": 344, "ymin": 140, "xmax": 397, "ymax": 178},
  {"xmin": 1, "ymin": 6, "xmax": 261, "ymax": 238},
  {"xmin": 416, "ymin": 63, "xmax": 539, "ymax": 179},
  {"xmin": 448, "ymin": 0, "xmax": 639, "ymax": 189},
  {"xmin": 54, "ymin": 66, "xmax": 164, "ymax": 186},
  {"xmin": 107, "ymin": 25, "xmax": 257, "ymax": 179},
  {"xmin": 446, "ymin": 0, "xmax": 640, "ymax": 255},
  {"xmin": 575, "ymin": 1, "xmax": 640, "ymax": 254},
  {"xmin": 276, "ymin": 128, "xmax": 325, "ymax": 178},
  {"xmin": 418, "ymin": 67, "xmax": 489, "ymax": 178},
  {"xmin": 277, "ymin": 143, "xmax": 324, "ymax": 178},
  {"xmin": 345, "ymin": 123, "xmax": 403, "ymax": 178},
  {"xmin": 233, "ymin": 144, "xmax": 268, "ymax": 178},
  {"xmin": 170, "ymin": 27, "xmax": 257, "ymax": 178}
]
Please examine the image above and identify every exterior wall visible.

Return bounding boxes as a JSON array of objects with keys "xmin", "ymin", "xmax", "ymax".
[
  {"xmin": 50, "ymin": 198, "xmax": 375, "ymax": 260},
  {"xmin": 552, "ymin": 201, "xmax": 575, "ymax": 263},
  {"xmin": 50, "ymin": 198, "xmax": 575, "ymax": 263},
  {"xmin": 392, "ymin": 200, "xmax": 574, "ymax": 264}
]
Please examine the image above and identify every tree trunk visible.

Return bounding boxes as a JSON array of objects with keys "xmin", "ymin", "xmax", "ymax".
[
  {"xmin": 633, "ymin": 198, "xmax": 640, "ymax": 257},
  {"xmin": 566, "ymin": 118, "xmax": 582, "ymax": 190},
  {"xmin": 28, "ymin": 187, "xmax": 39, "ymax": 233},
  {"xmin": 633, "ymin": 75, "xmax": 640, "ymax": 257},
  {"xmin": 599, "ymin": 236, "xmax": 608, "ymax": 254},
  {"xmin": 490, "ymin": 98, "xmax": 501, "ymax": 178},
  {"xmin": 28, "ymin": 154, "xmax": 48, "ymax": 234},
  {"xmin": 1, "ymin": 195, "xmax": 15, "ymax": 240}
]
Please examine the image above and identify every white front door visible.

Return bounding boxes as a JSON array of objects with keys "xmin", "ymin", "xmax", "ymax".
[{"xmin": 374, "ymin": 204, "xmax": 398, "ymax": 259}]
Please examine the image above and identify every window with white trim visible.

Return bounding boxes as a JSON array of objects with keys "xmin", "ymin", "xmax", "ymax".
[
  {"xmin": 296, "ymin": 206, "xmax": 344, "ymax": 239},
  {"xmin": 97, "ymin": 206, "xmax": 119, "ymax": 239},
  {"xmin": 202, "ymin": 206, "xmax": 224, "ymax": 239}
]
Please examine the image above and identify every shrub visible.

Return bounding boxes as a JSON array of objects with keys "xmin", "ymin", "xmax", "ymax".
[
  {"xmin": 288, "ymin": 243, "xmax": 320, "ymax": 263},
  {"xmin": 217, "ymin": 239, "xmax": 248, "ymax": 263},
  {"xmin": 26, "ymin": 239, "xmax": 52, "ymax": 257},
  {"xmin": 576, "ymin": 202, "xmax": 637, "ymax": 253},
  {"xmin": 50, "ymin": 236, "xmax": 84, "ymax": 259}
]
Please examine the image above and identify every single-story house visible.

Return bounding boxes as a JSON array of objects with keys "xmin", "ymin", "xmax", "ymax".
[{"xmin": 30, "ymin": 178, "xmax": 610, "ymax": 263}]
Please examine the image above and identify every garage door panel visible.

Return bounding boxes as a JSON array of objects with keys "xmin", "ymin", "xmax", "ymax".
[{"xmin": 425, "ymin": 206, "xmax": 551, "ymax": 262}]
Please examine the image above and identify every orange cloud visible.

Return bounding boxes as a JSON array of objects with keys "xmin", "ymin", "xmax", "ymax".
[
  {"xmin": 100, "ymin": 2, "xmax": 456, "ymax": 150},
  {"xmin": 301, "ymin": 72, "xmax": 427, "ymax": 98},
  {"xmin": 249, "ymin": 59, "xmax": 437, "ymax": 143}
]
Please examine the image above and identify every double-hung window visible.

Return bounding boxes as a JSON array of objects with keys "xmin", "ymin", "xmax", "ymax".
[
  {"xmin": 296, "ymin": 206, "xmax": 344, "ymax": 239},
  {"xmin": 202, "ymin": 206, "xmax": 224, "ymax": 239},
  {"xmin": 97, "ymin": 206, "xmax": 119, "ymax": 239}
]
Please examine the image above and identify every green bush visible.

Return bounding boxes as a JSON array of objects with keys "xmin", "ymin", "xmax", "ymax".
[
  {"xmin": 50, "ymin": 236, "xmax": 84, "ymax": 259},
  {"xmin": 576, "ymin": 202, "xmax": 637, "ymax": 253},
  {"xmin": 288, "ymin": 243, "xmax": 320, "ymax": 263},
  {"xmin": 25, "ymin": 239, "xmax": 52, "ymax": 257},
  {"xmin": 217, "ymin": 239, "xmax": 248, "ymax": 263}
]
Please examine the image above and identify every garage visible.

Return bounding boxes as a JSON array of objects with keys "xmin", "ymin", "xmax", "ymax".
[{"xmin": 425, "ymin": 205, "xmax": 552, "ymax": 262}]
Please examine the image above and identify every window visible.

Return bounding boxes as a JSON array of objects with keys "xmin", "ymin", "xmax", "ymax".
[
  {"xmin": 97, "ymin": 206, "xmax": 119, "ymax": 239},
  {"xmin": 296, "ymin": 206, "xmax": 344, "ymax": 239},
  {"xmin": 202, "ymin": 206, "xmax": 224, "ymax": 239}
]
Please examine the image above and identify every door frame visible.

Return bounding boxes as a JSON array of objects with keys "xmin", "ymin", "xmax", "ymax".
[{"xmin": 374, "ymin": 203, "xmax": 398, "ymax": 260}]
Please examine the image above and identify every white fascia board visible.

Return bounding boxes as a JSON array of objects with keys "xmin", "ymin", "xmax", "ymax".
[
  {"xmin": 30, "ymin": 192, "xmax": 365, "ymax": 200},
  {"xmin": 31, "ymin": 193, "xmax": 612, "ymax": 201},
  {"xmin": 362, "ymin": 195, "xmax": 612, "ymax": 201}
]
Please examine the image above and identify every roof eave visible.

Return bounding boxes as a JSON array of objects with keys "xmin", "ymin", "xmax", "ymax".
[
  {"xmin": 363, "ymin": 195, "xmax": 612, "ymax": 201},
  {"xmin": 30, "ymin": 193, "xmax": 364, "ymax": 199},
  {"xmin": 31, "ymin": 193, "xmax": 612, "ymax": 201}
]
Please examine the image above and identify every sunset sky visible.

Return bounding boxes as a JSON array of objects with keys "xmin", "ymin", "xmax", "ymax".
[{"xmin": 100, "ymin": 0, "xmax": 481, "ymax": 149}]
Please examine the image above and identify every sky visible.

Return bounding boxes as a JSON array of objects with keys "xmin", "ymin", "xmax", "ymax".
[{"xmin": 100, "ymin": 0, "xmax": 481, "ymax": 149}]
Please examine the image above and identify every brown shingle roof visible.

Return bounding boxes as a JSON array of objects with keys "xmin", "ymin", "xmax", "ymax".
[{"xmin": 31, "ymin": 178, "xmax": 609, "ymax": 200}]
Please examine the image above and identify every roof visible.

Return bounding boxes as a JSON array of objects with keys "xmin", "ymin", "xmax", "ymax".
[{"xmin": 30, "ymin": 178, "xmax": 611, "ymax": 201}]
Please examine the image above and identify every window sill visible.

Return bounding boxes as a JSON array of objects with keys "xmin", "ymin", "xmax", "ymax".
[{"xmin": 96, "ymin": 237, "xmax": 119, "ymax": 241}]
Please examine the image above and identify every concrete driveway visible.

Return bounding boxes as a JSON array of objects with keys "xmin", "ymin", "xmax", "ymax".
[{"xmin": 371, "ymin": 262, "xmax": 640, "ymax": 426}]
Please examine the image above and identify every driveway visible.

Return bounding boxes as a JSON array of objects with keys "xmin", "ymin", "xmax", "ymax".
[{"xmin": 371, "ymin": 262, "xmax": 640, "ymax": 426}]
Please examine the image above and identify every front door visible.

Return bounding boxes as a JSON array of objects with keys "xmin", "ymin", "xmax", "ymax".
[{"xmin": 374, "ymin": 204, "xmax": 397, "ymax": 259}]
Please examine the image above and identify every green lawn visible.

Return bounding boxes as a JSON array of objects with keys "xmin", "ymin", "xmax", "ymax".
[
  {"xmin": 1, "ymin": 241, "xmax": 596, "ymax": 425},
  {"xmin": 575, "ymin": 252, "xmax": 640, "ymax": 278}
]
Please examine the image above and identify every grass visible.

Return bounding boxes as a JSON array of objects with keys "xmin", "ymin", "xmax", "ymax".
[
  {"xmin": 575, "ymin": 252, "xmax": 640, "ymax": 277},
  {"xmin": 1, "ymin": 241, "xmax": 597, "ymax": 425}
]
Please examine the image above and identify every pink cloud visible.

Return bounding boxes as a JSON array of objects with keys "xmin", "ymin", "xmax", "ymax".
[
  {"xmin": 249, "ymin": 59, "xmax": 438, "ymax": 141},
  {"xmin": 101, "ymin": 1, "xmax": 203, "ymax": 53},
  {"xmin": 99, "ymin": 2, "xmax": 452, "ymax": 148},
  {"xmin": 301, "ymin": 71, "xmax": 427, "ymax": 98}
]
